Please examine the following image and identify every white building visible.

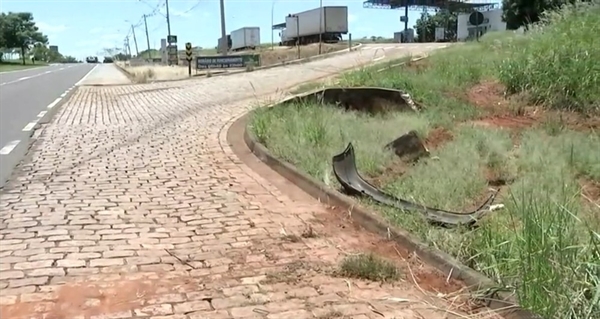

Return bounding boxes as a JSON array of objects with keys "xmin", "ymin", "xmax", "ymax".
[{"xmin": 457, "ymin": 9, "xmax": 506, "ymax": 41}]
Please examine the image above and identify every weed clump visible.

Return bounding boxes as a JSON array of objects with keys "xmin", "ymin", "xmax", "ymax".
[{"xmin": 338, "ymin": 253, "xmax": 401, "ymax": 282}]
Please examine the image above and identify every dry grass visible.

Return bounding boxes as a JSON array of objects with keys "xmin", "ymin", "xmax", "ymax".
[
  {"xmin": 121, "ymin": 43, "xmax": 349, "ymax": 83},
  {"xmin": 257, "ymin": 43, "xmax": 348, "ymax": 66},
  {"xmin": 120, "ymin": 65, "xmax": 224, "ymax": 83}
]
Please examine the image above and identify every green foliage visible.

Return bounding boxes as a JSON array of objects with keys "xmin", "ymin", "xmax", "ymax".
[
  {"xmin": 414, "ymin": 10, "xmax": 457, "ymax": 42},
  {"xmin": 501, "ymin": 0, "xmax": 583, "ymax": 29},
  {"xmin": 497, "ymin": 1, "xmax": 600, "ymax": 112},
  {"xmin": 0, "ymin": 12, "xmax": 48, "ymax": 64}
]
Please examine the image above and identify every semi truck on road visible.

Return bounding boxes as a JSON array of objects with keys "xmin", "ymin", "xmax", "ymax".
[{"xmin": 279, "ymin": 6, "xmax": 348, "ymax": 46}]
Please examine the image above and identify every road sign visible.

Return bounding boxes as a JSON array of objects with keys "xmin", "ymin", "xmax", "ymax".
[
  {"xmin": 185, "ymin": 42, "xmax": 193, "ymax": 62},
  {"xmin": 469, "ymin": 12, "xmax": 485, "ymax": 26},
  {"xmin": 167, "ymin": 44, "xmax": 178, "ymax": 65},
  {"xmin": 185, "ymin": 42, "xmax": 193, "ymax": 76},
  {"xmin": 196, "ymin": 54, "xmax": 261, "ymax": 70},
  {"xmin": 167, "ymin": 35, "xmax": 178, "ymax": 43}
]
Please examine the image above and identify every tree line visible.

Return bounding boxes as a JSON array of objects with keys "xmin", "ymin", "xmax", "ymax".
[{"xmin": 0, "ymin": 12, "xmax": 78, "ymax": 64}]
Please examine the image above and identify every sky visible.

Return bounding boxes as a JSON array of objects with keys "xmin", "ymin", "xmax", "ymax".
[{"xmin": 1, "ymin": 0, "xmax": 499, "ymax": 60}]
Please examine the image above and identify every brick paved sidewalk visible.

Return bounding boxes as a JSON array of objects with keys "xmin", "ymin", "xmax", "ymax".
[{"xmin": 0, "ymin": 45, "xmax": 500, "ymax": 319}]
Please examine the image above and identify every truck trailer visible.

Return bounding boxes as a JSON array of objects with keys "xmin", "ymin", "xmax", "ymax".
[
  {"xmin": 279, "ymin": 6, "xmax": 348, "ymax": 46},
  {"xmin": 230, "ymin": 27, "xmax": 260, "ymax": 51}
]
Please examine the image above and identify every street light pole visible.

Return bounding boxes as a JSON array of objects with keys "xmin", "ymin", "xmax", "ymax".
[
  {"xmin": 318, "ymin": 0, "xmax": 322, "ymax": 55},
  {"xmin": 165, "ymin": 0, "xmax": 172, "ymax": 39},
  {"xmin": 219, "ymin": 0, "xmax": 227, "ymax": 56},
  {"xmin": 271, "ymin": 0, "xmax": 276, "ymax": 50}
]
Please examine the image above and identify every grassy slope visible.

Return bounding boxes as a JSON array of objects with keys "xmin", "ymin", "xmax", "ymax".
[
  {"xmin": 250, "ymin": 2, "xmax": 600, "ymax": 318},
  {"xmin": 0, "ymin": 60, "xmax": 48, "ymax": 72}
]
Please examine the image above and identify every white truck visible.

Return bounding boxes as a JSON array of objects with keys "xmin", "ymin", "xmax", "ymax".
[
  {"xmin": 230, "ymin": 27, "xmax": 260, "ymax": 51},
  {"xmin": 280, "ymin": 6, "xmax": 348, "ymax": 46}
]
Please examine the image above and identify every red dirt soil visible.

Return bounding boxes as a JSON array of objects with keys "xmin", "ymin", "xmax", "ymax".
[
  {"xmin": 425, "ymin": 127, "xmax": 454, "ymax": 150},
  {"xmin": 322, "ymin": 206, "xmax": 465, "ymax": 296},
  {"xmin": 581, "ymin": 178, "xmax": 600, "ymax": 206},
  {"xmin": 465, "ymin": 80, "xmax": 599, "ymax": 131}
]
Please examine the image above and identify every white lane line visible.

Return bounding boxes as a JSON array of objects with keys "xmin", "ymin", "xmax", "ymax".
[
  {"xmin": 37, "ymin": 111, "xmax": 47, "ymax": 118},
  {"xmin": 22, "ymin": 120, "xmax": 39, "ymax": 132},
  {"xmin": 0, "ymin": 140, "xmax": 20, "ymax": 155},
  {"xmin": 47, "ymin": 98, "xmax": 62, "ymax": 110},
  {"xmin": 1, "ymin": 72, "xmax": 47, "ymax": 86},
  {"xmin": 45, "ymin": 70, "xmax": 52, "ymax": 74},
  {"xmin": 75, "ymin": 65, "xmax": 99, "ymax": 86},
  {"xmin": 0, "ymin": 66, "xmax": 51, "ymax": 74}
]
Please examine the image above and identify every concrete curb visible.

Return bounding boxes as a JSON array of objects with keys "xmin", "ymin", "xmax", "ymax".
[
  {"xmin": 113, "ymin": 62, "xmax": 136, "ymax": 84},
  {"xmin": 233, "ymin": 91, "xmax": 544, "ymax": 319},
  {"xmin": 117, "ymin": 44, "xmax": 363, "ymax": 85}
]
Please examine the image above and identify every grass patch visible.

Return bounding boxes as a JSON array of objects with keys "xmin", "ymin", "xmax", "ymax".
[
  {"xmin": 496, "ymin": 1, "xmax": 600, "ymax": 112},
  {"xmin": 338, "ymin": 253, "xmax": 401, "ymax": 282},
  {"xmin": 0, "ymin": 60, "xmax": 48, "ymax": 72},
  {"xmin": 249, "ymin": 2, "xmax": 600, "ymax": 318}
]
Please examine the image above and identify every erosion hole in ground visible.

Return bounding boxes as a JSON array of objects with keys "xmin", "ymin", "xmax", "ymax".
[{"xmin": 281, "ymin": 87, "xmax": 418, "ymax": 115}]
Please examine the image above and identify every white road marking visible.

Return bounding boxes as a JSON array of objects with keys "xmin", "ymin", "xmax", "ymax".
[
  {"xmin": 0, "ymin": 66, "xmax": 51, "ymax": 74},
  {"xmin": 22, "ymin": 120, "xmax": 39, "ymax": 132},
  {"xmin": 0, "ymin": 65, "xmax": 82, "ymax": 86},
  {"xmin": 37, "ymin": 111, "xmax": 47, "ymax": 118},
  {"xmin": 0, "ymin": 140, "xmax": 20, "ymax": 155},
  {"xmin": 75, "ymin": 65, "xmax": 99, "ymax": 86},
  {"xmin": 47, "ymin": 98, "xmax": 62, "ymax": 110}
]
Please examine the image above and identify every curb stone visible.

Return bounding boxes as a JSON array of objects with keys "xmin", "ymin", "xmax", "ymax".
[
  {"xmin": 116, "ymin": 43, "xmax": 363, "ymax": 85},
  {"xmin": 231, "ymin": 89, "xmax": 545, "ymax": 319}
]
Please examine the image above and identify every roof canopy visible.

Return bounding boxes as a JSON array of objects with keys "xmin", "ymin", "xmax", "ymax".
[
  {"xmin": 363, "ymin": 0, "xmax": 498, "ymax": 11},
  {"xmin": 272, "ymin": 22, "xmax": 286, "ymax": 30}
]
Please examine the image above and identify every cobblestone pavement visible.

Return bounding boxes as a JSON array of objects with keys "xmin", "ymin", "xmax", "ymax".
[{"xmin": 0, "ymin": 44, "xmax": 500, "ymax": 319}]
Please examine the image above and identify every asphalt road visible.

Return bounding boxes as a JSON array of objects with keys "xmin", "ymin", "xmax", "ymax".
[{"xmin": 0, "ymin": 63, "xmax": 96, "ymax": 187}]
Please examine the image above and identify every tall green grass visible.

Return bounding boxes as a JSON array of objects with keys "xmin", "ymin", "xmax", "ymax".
[
  {"xmin": 497, "ymin": 1, "xmax": 600, "ymax": 112},
  {"xmin": 250, "ymin": 3, "xmax": 600, "ymax": 318}
]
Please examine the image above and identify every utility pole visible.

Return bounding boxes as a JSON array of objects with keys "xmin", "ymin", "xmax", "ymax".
[
  {"xmin": 165, "ymin": 0, "xmax": 173, "ymax": 64},
  {"xmin": 143, "ymin": 14, "xmax": 151, "ymax": 59},
  {"xmin": 131, "ymin": 25, "xmax": 139, "ymax": 56},
  {"xmin": 318, "ymin": 0, "xmax": 323, "ymax": 55},
  {"xmin": 165, "ymin": 0, "xmax": 172, "ymax": 39},
  {"xmin": 219, "ymin": 0, "xmax": 227, "ymax": 56},
  {"xmin": 125, "ymin": 37, "xmax": 131, "ymax": 57},
  {"xmin": 271, "ymin": 0, "xmax": 276, "ymax": 50}
]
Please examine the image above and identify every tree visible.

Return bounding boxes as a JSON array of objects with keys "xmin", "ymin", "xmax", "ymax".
[
  {"xmin": 61, "ymin": 55, "xmax": 78, "ymax": 63},
  {"xmin": 0, "ymin": 12, "xmax": 48, "ymax": 64},
  {"xmin": 29, "ymin": 44, "xmax": 63, "ymax": 63},
  {"xmin": 414, "ymin": 11, "xmax": 457, "ymax": 43},
  {"xmin": 501, "ymin": 0, "xmax": 581, "ymax": 29}
]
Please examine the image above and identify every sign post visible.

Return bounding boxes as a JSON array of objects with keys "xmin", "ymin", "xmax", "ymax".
[
  {"xmin": 185, "ymin": 42, "xmax": 193, "ymax": 77},
  {"xmin": 167, "ymin": 35, "xmax": 178, "ymax": 65},
  {"xmin": 196, "ymin": 54, "xmax": 261, "ymax": 70}
]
